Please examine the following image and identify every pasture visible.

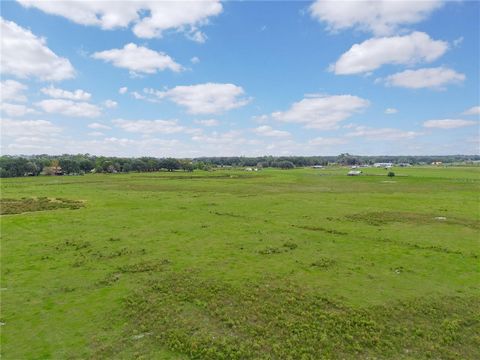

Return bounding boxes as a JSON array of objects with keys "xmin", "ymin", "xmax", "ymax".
[{"xmin": 1, "ymin": 166, "xmax": 479, "ymax": 359}]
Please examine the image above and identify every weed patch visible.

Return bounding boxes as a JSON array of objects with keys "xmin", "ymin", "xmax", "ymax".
[
  {"xmin": 311, "ymin": 257, "xmax": 336, "ymax": 269},
  {"xmin": 118, "ymin": 259, "xmax": 171, "ymax": 273},
  {"xmin": 0, "ymin": 197, "xmax": 84, "ymax": 215},
  {"xmin": 295, "ymin": 225, "xmax": 348, "ymax": 235},
  {"xmin": 95, "ymin": 272, "xmax": 480, "ymax": 359},
  {"xmin": 346, "ymin": 211, "xmax": 479, "ymax": 229}
]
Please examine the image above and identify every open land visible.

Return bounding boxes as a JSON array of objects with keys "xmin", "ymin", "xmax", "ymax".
[{"xmin": 1, "ymin": 166, "xmax": 479, "ymax": 359}]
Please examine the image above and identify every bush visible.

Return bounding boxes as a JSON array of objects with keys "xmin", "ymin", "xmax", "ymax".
[{"xmin": 387, "ymin": 172, "xmax": 395, "ymax": 177}]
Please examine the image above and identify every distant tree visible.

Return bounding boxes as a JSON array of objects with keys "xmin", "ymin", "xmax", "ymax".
[
  {"xmin": 59, "ymin": 158, "xmax": 80, "ymax": 174},
  {"xmin": 388, "ymin": 171, "xmax": 395, "ymax": 177},
  {"xmin": 276, "ymin": 161, "xmax": 295, "ymax": 169},
  {"xmin": 179, "ymin": 160, "xmax": 194, "ymax": 172},
  {"xmin": 160, "ymin": 158, "xmax": 181, "ymax": 172}
]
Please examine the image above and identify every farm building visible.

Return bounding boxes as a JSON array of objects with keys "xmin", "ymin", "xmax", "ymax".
[{"xmin": 374, "ymin": 162, "xmax": 393, "ymax": 168}]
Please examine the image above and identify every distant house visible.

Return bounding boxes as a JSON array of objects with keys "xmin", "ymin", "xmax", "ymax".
[
  {"xmin": 347, "ymin": 170, "xmax": 362, "ymax": 176},
  {"xmin": 311, "ymin": 165, "xmax": 324, "ymax": 169},
  {"xmin": 431, "ymin": 161, "xmax": 443, "ymax": 165},
  {"xmin": 374, "ymin": 162, "xmax": 393, "ymax": 168}
]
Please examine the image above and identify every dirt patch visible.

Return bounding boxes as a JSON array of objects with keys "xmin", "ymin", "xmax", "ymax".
[
  {"xmin": 346, "ymin": 211, "xmax": 479, "ymax": 229},
  {"xmin": 0, "ymin": 197, "xmax": 84, "ymax": 215}
]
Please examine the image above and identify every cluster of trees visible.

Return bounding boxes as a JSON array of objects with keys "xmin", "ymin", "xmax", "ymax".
[
  {"xmin": 0, "ymin": 155, "xmax": 192, "ymax": 178},
  {"xmin": 1, "ymin": 154, "xmax": 478, "ymax": 178}
]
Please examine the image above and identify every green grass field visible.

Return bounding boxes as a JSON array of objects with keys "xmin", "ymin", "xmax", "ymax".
[{"xmin": 1, "ymin": 166, "xmax": 479, "ymax": 359}]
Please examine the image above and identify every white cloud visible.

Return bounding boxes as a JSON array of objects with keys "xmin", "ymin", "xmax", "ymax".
[
  {"xmin": 253, "ymin": 125, "xmax": 290, "ymax": 138},
  {"xmin": 384, "ymin": 67, "xmax": 465, "ymax": 89},
  {"xmin": 0, "ymin": 80, "xmax": 28, "ymax": 102},
  {"xmin": 453, "ymin": 36, "xmax": 464, "ymax": 48},
  {"xmin": 145, "ymin": 83, "xmax": 251, "ymax": 115},
  {"xmin": 190, "ymin": 56, "xmax": 200, "ymax": 64},
  {"xmin": 88, "ymin": 122, "xmax": 111, "ymax": 130},
  {"xmin": 271, "ymin": 94, "xmax": 369, "ymax": 129},
  {"xmin": 87, "ymin": 131, "xmax": 104, "ymax": 137},
  {"xmin": 194, "ymin": 119, "xmax": 219, "ymax": 127},
  {"xmin": 36, "ymin": 99, "xmax": 101, "ymax": 118},
  {"xmin": 462, "ymin": 106, "xmax": 480, "ymax": 116},
  {"xmin": 1, "ymin": 18, "xmax": 75, "ymax": 81},
  {"xmin": 92, "ymin": 43, "xmax": 182, "ymax": 75},
  {"xmin": 41, "ymin": 85, "xmax": 91, "ymax": 100},
  {"xmin": 308, "ymin": 137, "xmax": 348, "ymax": 146},
  {"xmin": 119, "ymin": 86, "xmax": 128, "ymax": 95},
  {"xmin": 186, "ymin": 30, "xmax": 207, "ymax": 43},
  {"xmin": 423, "ymin": 119, "xmax": 477, "ymax": 129},
  {"xmin": 252, "ymin": 114, "xmax": 269, "ymax": 123},
  {"xmin": 131, "ymin": 91, "xmax": 146, "ymax": 100},
  {"xmin": 346, "ymin": 126, "xmax": 419, "ymax": 140},
  {"xmin": 104, "ymin": 99, "xmax": 118, "ymax": 108},
  {"xmin": 0, "ymin": 102, "xmax": 37, "ymax": 117},
  {"xmin": 309, "ymin": 0, "xmax": 443, "ymax": 36},
  {"xmin": 331, "ymin": 32, "xmax": 448, "ymax": 75},
  {"xmin": 385, "ymin": 108, "xmax": 398, "ymax": 114},
  {"xmin": 18, "ymin": 1, "xmax": 222, "ymax": 40},
  {"xmin": 1, "ymin": 118, "xmax": 62, "ymax": 138},
  {"xmin": 192, "ymin": 130, "xmax": 246, "ymax": 145},
  {"xmin": 112, "ymin": 119, "xmax": 185, "ymax": 134}
]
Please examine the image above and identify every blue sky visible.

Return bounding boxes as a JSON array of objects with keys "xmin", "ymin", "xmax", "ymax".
[{"xmin": 1, "ymin": 0, "xmax": 479, "ymax": 157}]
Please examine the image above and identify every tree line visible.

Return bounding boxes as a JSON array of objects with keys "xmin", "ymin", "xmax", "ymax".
[{"xmin": 0, "ymin": 153, "xmax": 478, "ymax": 178}]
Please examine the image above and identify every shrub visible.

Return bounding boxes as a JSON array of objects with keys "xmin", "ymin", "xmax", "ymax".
[{"xmin": 387, "ymin": 172, "xmax": 395, "ymax": 177}]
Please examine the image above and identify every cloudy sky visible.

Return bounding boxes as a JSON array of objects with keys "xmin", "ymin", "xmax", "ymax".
[{"xmin": 1, "ymin": 0, "xmax": 479, "ymax": 157}]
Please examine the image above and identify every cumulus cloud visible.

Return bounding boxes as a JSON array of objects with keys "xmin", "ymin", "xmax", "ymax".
[
  {"xmin": 131, "ymin": 91, "xmax": 146, "ymax": 100},
  {"xmin": 385, "ymin": 108, "xmax": 398, "ymax": 114},
  {"xmin": 0, "ymin": 80, "xmax": 28, "ymax": 102},
  {"xmin": 92, "ymin": 43, "xmax": 182, "ymax": 75},
  {"xmin": 309, "ymin": 0, "xmax": 443, "ymax": 35},
  {"xmin": 331, "ymin": 32, "xmax": 448, "ymax": 75},
  {"xmin": 1, "ymin": 118, "xmax": 62, "ymax": 139},
  {"xmin": 112, "ymin": 119, "xmax": 185, "ymax": 134},
  {"xmin": 192, "ymin": 130, "xmax": 246, "ymax": 145},
  {"xmin": 190, "ymin": 56, "xmax": 200, "ymax": 64},
  {"xmin": 0, "ymin": 103, "xmax": 37, "ymax": 117},
  {"xmin": 253, "ymin": 125, "xmax": 290, "ymax": 138},
  {"xmin": 41, "ymin": 85, "xmax": 91, "ymax": 100},
  {"xmin": 17, "ymin": 1, "xmax": 222, "ymax": 40},
  {"xmin": 346, "ymin": 126, "xmax": 419, "ymax": 140},
  {"xmin": 119, "ymin": 86, "xmax": 128, "ymax": 95},
  {"xmin": 1, "ymin": 18, "xmax": 75, "ymax": 81},
  {"xmin": 88, "ymin": 131, "xmax": 104, "ymax": 137},
  {"xmin": 423, "ymin": 119, "xmax": 477, "ymax": 129},
  {"xmin": 271, "ymin": 94, "xmax": 369, "ymax": 130},
  {"xmin": 36, "ymin": 99, "xmax": 101, "ymax": 118},
  {"xmin": 88, "ymin": 122, "xmax": 111, "ymax": 130},
  {"xmin": 462, "ymin": 106, "xmax": 480, "ymax": 116},
  {"xmin": 384, "ymin": 67, "xmax": 465, "ymax": 89},
  {"xmin": 308, "ymin": 137, "xmax": 348, "ymax": 146},
  {"xmin": 103, "ymin": 100, "xmax": 118, "ymax": 108},
  {"xmin": 194, "ymin": 119, "xmax": 219, "ymax": 127},
  {"xmin": 145, "ymin": 83, "xmax": 251, "ymax": 115}
]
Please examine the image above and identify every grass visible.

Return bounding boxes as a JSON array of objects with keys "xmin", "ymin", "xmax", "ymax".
[{"xmin": 1, "ymin": 166, "xmax": 479, "ymax": 359}]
